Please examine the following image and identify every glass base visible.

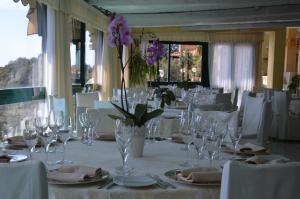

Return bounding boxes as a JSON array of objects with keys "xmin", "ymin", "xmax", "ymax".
[
  {"xmin": 179, "ymin": 161, "xmax": 192, "ymax": 167},
  {"xmin": 115, "ymin": 166, "xmax": 134, "ymax": 176}
]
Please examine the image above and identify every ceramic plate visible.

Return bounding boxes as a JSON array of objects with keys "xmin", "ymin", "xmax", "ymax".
[
  {"xmin": 113, "ymin": 176, "xmax": 156, "ymax": 187},
  {"xmin": 48, "ymin": 170, "xmax": 110, "ymax": 185},
  {"xmin": 9, "ymin": 154, "xmax": 28, "ymax": 162},
  {"xmin": 164, "ymin": 169, "xmax": 220, "ymax": 186}
]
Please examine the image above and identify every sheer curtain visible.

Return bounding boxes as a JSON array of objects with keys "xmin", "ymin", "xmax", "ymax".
[
  {"xmin": 210, "ymin": 43, "xmax": 255, "ymax": 106},
  {"xmin": 210, "ymin": 43, "xmax": 233, "ymax": 93},
  {"xmin": 233, "ymin": 44, "xmax": 255, "ymax": 105}
]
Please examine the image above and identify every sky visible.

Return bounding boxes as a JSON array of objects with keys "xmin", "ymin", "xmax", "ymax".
[
  {"xmin": 0, "ymin": 1, "xmax": 42, "ymax": 67},
  {"xmin": 0, "ymin": 1, "xmax": 95, "ymax": 67}
]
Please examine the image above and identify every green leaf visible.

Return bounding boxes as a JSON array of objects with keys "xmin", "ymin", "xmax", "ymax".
[
  {"xmin": 141, "ymin": 109, "xmax": 163, "ymax": 124},
  {"xmin": 134, "ymin": 104, "xmax": 147, "ymax": 123},
  {"xmin": 107, "ymin": 114, "xmax": 124, "ymax": 121},
  {"xmin": 111, "ymin": 102, "xmax": 134, "ymax": 119}
]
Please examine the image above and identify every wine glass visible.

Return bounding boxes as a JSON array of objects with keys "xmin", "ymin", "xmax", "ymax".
[
  {"xmin": 179, "ymin": 111, "xmax": 192, "ymax": 167},
  {"xmin": 23, "ymin": 119, "xmax": 38, "ymax": 159},
  {"xmin": 203, "ymin": 133, "xmax": 219, "ymax": 166},
  {"xmin": 79, "ymin": 112, "xmax": 89, "ymax": 144},
  {"xmin": 214, "ymin": 121, "xmax": 228, "ymax": 160},
  {"xmin": 115, "ymin": 120, "xmax": 133, "ymax": 176},
  {"xmin": 56, "ymin": 118, "xmax": 73, "ymax": 164},
  {"xmin": 229, "ymin": 126, "xmax": 242, "ymax": 156},
  {"xmin": 85, "ymin": 112, "xmax": 95, "ymax": 146},
  {"xmin": 35, "ymin": 116, "xmax": 48, "ymax": 153}
]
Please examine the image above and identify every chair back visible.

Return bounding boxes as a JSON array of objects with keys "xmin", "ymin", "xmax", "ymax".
[
  {"xmin": 242, "ymin": 95, "xmax": 264, "ymax": 137},
  {"xmin": 94, "ymin": 101, "xmax": 113, "ymax": 109},
  {"xmin": 0, "ymin": 160, "xmax": 48, "ymax": 199},
  {"xmin": 220, "ymin": 161, "xmax": 300, "ymax": 199},
  {"xmin": 76, "ymin": 92, "xmax": 99, "ymax": 107},
  {"xmin": 86, "ymin": 108, "xmax": 122, "ymax": 133},
  {"xmin": 216, "ymin": 93, "xmax": 232, "ymax": 111}
]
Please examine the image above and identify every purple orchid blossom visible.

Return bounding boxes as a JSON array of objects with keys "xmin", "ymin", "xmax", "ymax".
[
  {"xmin": 146, "ymin": 39, "xmax": 166, "ymax": 65},
  {"xmin": 108, "ymin": 16, "xmax": 132, "ymax": 48}
]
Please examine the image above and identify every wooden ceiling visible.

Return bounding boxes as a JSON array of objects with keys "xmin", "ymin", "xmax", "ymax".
[{"xmin": 85, "ymin": 0, "xmax": 300, "ymax": 29}]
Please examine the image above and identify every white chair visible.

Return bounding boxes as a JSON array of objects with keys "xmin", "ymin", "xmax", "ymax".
[
  {"xmin": 86, "ymin": 108, "xmax": 122, "ymax": 133},
  {"xmin": 271, "ymin": 91, "xmax": 300, "ymax": 140},
  {"xmin": 76, "ymin": 92, "xmax": 100, "ymax": 108},
  {"xmin": 241, "ymin": 95, "xmax": 264, "ymax": 137},
  {"xmin": 220, "ymin": 161, "xmax": 300, "ymax": 199},
  {"xmin": 256, "ymin": 101, "xmax": 273, "ymax": 146},
  {"xmin": 93, "ymin": 101, "xmax": 113, "ymax": 109},
  {"xmin": 0, "ymin": 160, "xmax": 48, "ymax": 199},
  {"xmin": 49, "ymin": 95, "xmax": 67, "ymax": 126},
  {"xmin": 75, "ymin": 92, "xmax": 100, "ymax": 135}
]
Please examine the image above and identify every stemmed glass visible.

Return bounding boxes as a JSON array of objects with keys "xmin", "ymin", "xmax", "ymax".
[
  {"xmin": 179, "ymin": 111, "xmax": 193, "ymax": 167},
  {"xmin": 115, "ymin": 120, "xmax": 133, "ymax": 176},
  {"xmin": 23, "ymin": 119, "xmax": 38, "ymax": 159},
  {"xmin": 203, "ymin": 133, "xmax": 219, "ymax": 166},
  {"xmin": 146, "ymin": 118, "xmax": 160, "ymax": 144},
  {"xmin": 56, "ymin": 117, "xmax": 73, "ymax": 164},
  {"xmin": 214, "ymin": 121, "xmax": 228, "ymax": 160},
  {"xmin": 229, "ymin": 126, "xmax": 242, "ymax": 156},
  {"xmin": 79, "ymin": 112, "xmax": 94, "ymax": 145}
]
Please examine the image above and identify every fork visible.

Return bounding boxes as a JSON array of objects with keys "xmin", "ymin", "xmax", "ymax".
[{"xmin": 153, "ymin": 175, "xmax": 176, "ymax": 189}]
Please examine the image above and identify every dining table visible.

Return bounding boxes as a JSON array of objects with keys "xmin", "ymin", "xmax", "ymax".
[{"xmin": 35, "ymin": 139, "xmax": 223, "ymax": 199}]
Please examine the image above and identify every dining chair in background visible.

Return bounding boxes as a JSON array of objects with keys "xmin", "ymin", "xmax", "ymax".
[
  {"xmin": 220, "ymin": 161, "xmax": 300, "ymax": 199},
  {"xmin": 0, "ymin": 160, "xmax": 48, "ymax": 199}
]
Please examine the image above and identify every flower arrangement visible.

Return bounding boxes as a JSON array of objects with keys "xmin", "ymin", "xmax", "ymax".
[
  {"xmin": 107, "ymin": 15, "xmax": 163, "ymax": 126},
  {"xmin": 146, "ymin": 39, "xmax": 166, "ymax": 81}
]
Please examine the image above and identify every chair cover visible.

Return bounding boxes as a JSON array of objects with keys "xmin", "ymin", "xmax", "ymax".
[
  {"xmin": 0, "ymin": 160, "xmax": 48, "ymax": 199},
  {"xmin": 86, "ymin": 108, "xmax": 122, "ymax": 133},
  {"xmin": 256, "ymin": 101, "xmax": 272, "ymax": 146},
  {"xmin": 76, "ymin": 92, "xmax": 100, "ymax": 108},
  {"xmin": 216, "ymin": 93, "xmax": 232, "ymax": 111},
  {"xmin": 242, "ymin": 95, "xmax": 264, "ymax": 137},
  {"xmin": 220, "ymin": 161, "xmax": 300, "ymax": 199}
]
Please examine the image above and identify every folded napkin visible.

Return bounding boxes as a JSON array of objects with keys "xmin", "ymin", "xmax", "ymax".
[
  {"xmin": 177, "ymin": 167, "xmax": 222, "ymax": 183},
  {"xmin": 225, "ymin": 143, "xmax": 266, "ymax": 153},
  {"xmin": 7, "ymin": 136, "xmax": 26, "ymax": 147},
  {"xmin": 47, "ymin": 165, "xmax": 102, "ymax": 183},
  {"xmin": 246, "ymin": 155, "xmax": 289, "ymax": 165},
  {"xmin": 170, "ymin": 134, "xmax": 184, "ymax": 144},
  {"xmin": 0, "ymin": 155, "xmax": 11, "ymax": 163},
  {"xmin": 94, "ymin": 133, "xmax": 115, "ymax": 141}
]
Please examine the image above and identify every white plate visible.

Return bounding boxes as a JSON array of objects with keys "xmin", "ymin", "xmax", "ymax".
[
  {"xmin": 9, "ymin": 154, "xmax": 28, "ymax": 162},
  {"xmin": 113, "ymin": 176, "xmax": 156, "ymax": 187}
]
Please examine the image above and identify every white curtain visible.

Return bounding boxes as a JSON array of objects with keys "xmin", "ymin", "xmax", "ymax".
[
  {"xmin": 45, "ymin": 7, "xmax": 73, "ymax": 119},
  {"xmin": 95, "ymin": 30, "xmax": 103, "ymax": 99},
  {"xmin": 233, "ymin": 44, "xmax": 255, "ymax": 105},
  {"xmin": 210, "ymin": 43, "xmax": 255, "ymax": 106},
  {"xmin": 101, "ymin": 33, "xmax": 121, "ymax": 100},
  {"xmin": 210, "ymin": 43, "xmax": 233, "ymax": 93}
]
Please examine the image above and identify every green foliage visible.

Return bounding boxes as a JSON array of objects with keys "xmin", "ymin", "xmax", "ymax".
[
  {"xmin": 108, "ymin": 103, "xmax": 163, "ymax": 127},
  {"xmin": 129, "ymin": 39, "xmax": 156, "ymax": 87},
  {"xmin": 153, "ymin": 87, "xmax": 176, "ymax": 108},
  {"xmin": 288, "ymin": 75, "xmax": 300, "ymax": 91}
]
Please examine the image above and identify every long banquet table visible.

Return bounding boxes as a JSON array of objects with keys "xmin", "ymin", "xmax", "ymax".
[{"xmin": 44, "ymin": 140, "xmax": 223, "ymax": 199}]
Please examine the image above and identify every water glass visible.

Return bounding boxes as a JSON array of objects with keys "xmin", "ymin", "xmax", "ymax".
[
  {"xmin": 229, "ymin": 126, "xmax": 242, "ymax": 156},
  {"xmin": 179, "ymin": 111, "xmax": 192, "ymax": 167},
  {"xmin": 56, "ymin": 126, "xmax": 73, "ymax": 164},
  {"xmin": 115, "ymin": 120, "xmax": 133, "ymax": 176},
  {"xmin": 23, "ymin": 119, "xmax": 38, "ymax": 159},
  {"xmin": 203, "ymin": 134, "xmax": 219, "ymax": 165}
]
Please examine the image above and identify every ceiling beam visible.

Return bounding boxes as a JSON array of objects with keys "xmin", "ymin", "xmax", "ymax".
[
  {"xmin": 121, "ymin": 4, "xmax": 300, "ymax": 27},
  {"xmin": 86, "ymin": 0, "xmax": 300, "ymax": 14}
]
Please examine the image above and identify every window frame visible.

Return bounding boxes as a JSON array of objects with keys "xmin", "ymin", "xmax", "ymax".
[{"xmin": 150, "ymin": 41, "xmax": 209, "ymax": 87}]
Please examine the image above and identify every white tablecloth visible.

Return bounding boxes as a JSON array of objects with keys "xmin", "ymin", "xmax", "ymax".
[{"xmin": 45, "ymin": 141, "xmax": 221, "ymax": 199}]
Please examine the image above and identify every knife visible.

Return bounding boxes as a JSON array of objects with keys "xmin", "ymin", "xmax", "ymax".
[
  {"xmin": 146, "ymin": 174, "xmax": 168, "ymax": 189},
  {"xmin": 153, "ymin": 175, "xmax": 176, "ymax": 189}
]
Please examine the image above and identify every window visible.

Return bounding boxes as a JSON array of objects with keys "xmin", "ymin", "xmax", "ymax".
[
  {"xmin": 0, "ymin": 1, "xmax": 46, "ymax": 134},
  {"xmin": 153, "ymin": 41, "xmax": 208, "ymax": 84},
  {"xmin": 85, "ymin": 30, "xmax": 95, "ymax": 85}
]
